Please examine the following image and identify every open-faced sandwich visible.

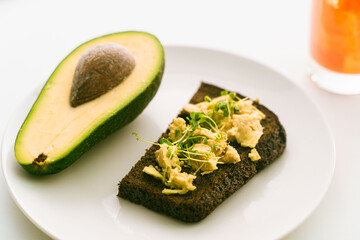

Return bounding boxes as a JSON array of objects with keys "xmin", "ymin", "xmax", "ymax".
[{"xmin": 118, "ymin": 82, "xmax": 286, "ymax": 222}]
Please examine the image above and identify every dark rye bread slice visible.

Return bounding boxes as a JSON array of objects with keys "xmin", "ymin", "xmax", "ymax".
[{"xmin": 118, "ymin": 82, "xmax": 286, "ymax": 222}]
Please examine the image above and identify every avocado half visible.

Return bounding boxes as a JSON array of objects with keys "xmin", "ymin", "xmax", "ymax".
[{"xmin": 14, "ymin": 31, "xmax": 164, "ymax": 175}]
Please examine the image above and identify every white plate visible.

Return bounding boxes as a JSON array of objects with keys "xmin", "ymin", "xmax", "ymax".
[{"xmin": 1, "ymin": 46, "xmax": 335, "ymax": 240}]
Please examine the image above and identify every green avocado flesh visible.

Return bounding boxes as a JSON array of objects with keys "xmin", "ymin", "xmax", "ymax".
[{"xmin": 14, "ymin": 31, "xmax": 164, "ymax": 175}]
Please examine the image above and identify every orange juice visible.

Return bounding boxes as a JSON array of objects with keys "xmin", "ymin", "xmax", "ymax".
[{"xmin": 311, "ymin": 0, "xmax": 360, "ymax": 74}]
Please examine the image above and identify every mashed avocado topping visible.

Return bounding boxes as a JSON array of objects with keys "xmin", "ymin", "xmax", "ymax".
[{"xmin": 134, "ymin": 91, "xmax": 265, "ymax": 195}]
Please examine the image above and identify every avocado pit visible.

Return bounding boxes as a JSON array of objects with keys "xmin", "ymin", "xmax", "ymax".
[{"xmin": 70, "ymin": 42, "xmax": 136, "ymax": 107}]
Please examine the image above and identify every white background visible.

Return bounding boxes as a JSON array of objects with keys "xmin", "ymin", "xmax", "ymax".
[{"xmin": 0, "ymin": 0, "xmax": 359, "ymax": 239}]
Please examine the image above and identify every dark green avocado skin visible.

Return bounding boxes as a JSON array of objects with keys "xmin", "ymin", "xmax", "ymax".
[{"xmin": 21, "ymin": 63, "xmax": 164, "ymax": 175}]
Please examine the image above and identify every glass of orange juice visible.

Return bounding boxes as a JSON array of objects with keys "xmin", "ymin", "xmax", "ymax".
[{"xmin": 310, "ymin": 0, "xmax": 360, "ymax": 94}]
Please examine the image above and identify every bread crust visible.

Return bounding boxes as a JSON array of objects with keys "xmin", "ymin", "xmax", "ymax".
[{"xmin": 118, "ymin": 82, "xmax": 286, "ymax": 222}]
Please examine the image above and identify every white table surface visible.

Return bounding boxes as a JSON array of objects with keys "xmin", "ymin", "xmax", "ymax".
[{"xmin": 1, "ymin": 0, "xmax": 359, "ymax": 239}]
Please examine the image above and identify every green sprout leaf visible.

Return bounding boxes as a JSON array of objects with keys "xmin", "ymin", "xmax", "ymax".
[
  {"xmin": 159, "ymin": 137, "xmax": 173, "ymax": 146},
  {"xmin": 221, "ymin": 90, "xmax": 228, "ymax": 96},
  {"xmin": 175, "ymin": 129, "xmax": 180, "ymax": 137},
  {"xmin": 229, "ymin": 92, "xmax": 236, "ymax": 99},
  {"xmin": 132, "ymin": 132, "xmax": 140, "ymax": 140}
]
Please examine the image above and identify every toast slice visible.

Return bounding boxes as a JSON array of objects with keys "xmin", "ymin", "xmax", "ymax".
[{"xmin": 118, "ymin": 82, "xmax": 286, "ymax": 222}]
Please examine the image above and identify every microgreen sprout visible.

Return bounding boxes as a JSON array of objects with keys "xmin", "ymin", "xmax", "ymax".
[
  {"xmin": 221, "ymin": 90, "xmax": 228, "ymax": 96},
  {"xmin": 132, "ymin": 132, "xmax": 161, "ymax": 146},
  {"xmin": 174, "ymin": 129, "xmax": 180, "ymax": 138},
  {"xmin": 159, "ymin": 137, "xmax": 173, "ymax": 146}
]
